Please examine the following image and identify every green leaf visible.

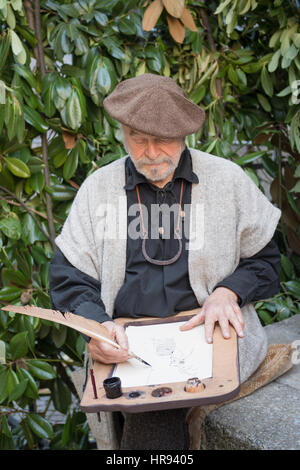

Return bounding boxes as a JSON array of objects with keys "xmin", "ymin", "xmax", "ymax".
[
  {"xmin": 76, "ymin": 334, "xmax": 85, "ymax": 357},
  {"xmin": 4, "ymin": 96, "xmax": 17, "ymax": 141},
  {"xmin": 0, "ymin": 80, "xmax": 6, "ymax": 105},
  {"xmin": 78, "ymin": 139, "xmax": 89, "ymax": 163},
  {"xmin": 6, "ymin": 4, "xmax": 15, "ymax": 28},
  {"xmin": 0, "ymin": 216, "xmax": 22, "ymax": 240},
  {"xmin": 74, "ymin": 33, "xmax": 89, "ymax": 56},
  {"xmin": 0, "ymin": 340, "xmax": 5, "ymax": 364},
  {"xmin": 87, "ymin": 54, "xmax": 101, "ymax": 97},
  {"xmin": 63, "ymin": 147, "xmax": 78, "ymax": 181},
  {"xmin": 48, "ymin": 135, "xmax": 66, "ymax": 157},
  {"xmin": 276, "ymin": 85, "xmax": 291, "ymax": 97},
  {"xmin": 50, "ymin": 378, "xmax": 72, "ymax": 414},
  {"xmin": 18, "ymin": 315, "xmax": 35, "ymax": 352},
  {"xmin": 54, "ymin": 76, "xmax": 72, "ymax": 101},
  {"xmin": 66, "ymin": 90, "xmax": 82, "ymax": 130},
  {"xmin": 215, "ymin": 0, "xmax": 232, "ymax": 14},
  {"xmin": 23, "ymin": 105, "xmax": 48, "ymax": 133},
  {"xmin": 10, "ymin": 29, "xmax": 24, "ymax": 55},
  {"xmin": 47, "ymin": 184, "xmax": 76, "ymax": 201},
  {"xmin": 285, "ymin": 43, "xmax": 298, "ymax": 61},
  {"xmin": 236, "ymin": 68, "xmax": 247, "ymax": 87},
  {"xmin": 17, "ymin": 367, "xmax": 39, "ymax": 399},
  {"xmin": 0, "ymin": 415, "xmax": 15, "ymax": 449},
  {"xmin": 234, "ymin": 151, "xmax": 266, "ymax": 166},
  {"xmin": 281, "ymin": 255, "xmax": 295, "ymax": 279},
  {"xmin": 261, "ymin": 66, "xmax": 273, "ymax": 97},
  {"xmin": 261, "ymin": 155, "xmax": 277, "ymax": 178},
  {"xmin": 286, "ymin": 191, "xmax": 300, "ymax": 216},
  {"xmin": 61, "ymin": 414, "xmax": 71, "ymax": 446},
  {"xmin": 51, "ymin": 324, "xmax": 67, "ymax": 348},
  {"xmin": 0, "ymin": 33, "xmax": 11, "ymax": 75},
  {"xmin": 244, "ymin": 167, "xmax": 259, "ymax": 186},
  {"xmin": 27, "ymin": 414, "xmax": 54, "ymax": 439},
  {"xmin": 223, "ymin": 120, "xmax": 235, "ymax": 144},
  {"xmin": 52, "ymin": 149, "xmax": 68, "ymax": 168},
  {"xmin": 4, "ymin": 157, "xmax": 31, "ymax": 178},
  {"xmin": 97, "ymin": 64, "xmax": 111, "ymax": 95},
  {"xmin": 31, "ymin": 245, "xmax": 49, "ymax": 264},
  {"xmin": 284, "ymin": 280, "xmax": 300, "ymax": 297},
  {"xmin": 190, "ymin": 32, "xmax": 202, "ymax": 54},
  {"xmin": 242, "ymin": 62, "xmax": 261, "ymax": 74},
  {"xmin": 0, "ymin": 369, "xmax": 9, "ymax": 403},
  {"xmin": 10, "ymin": 331, "xmax": 28, "ymax": 360},
  {"xmin": 0, "ymin": 103, "xmax": 5, "ymax": 132},
  {"xmin": 0, "ymin": 286, "xmax": 22, "ymax": 301},
  {"xmin": 43, "ymin": 82, "xmax": 56, "ymax": 117},
  {"xmin": 189, "ymin": 85, "xmax": 206, "ymax": 104},
  {"xmin": 295, "ymin": 165, "xmax": 300, "ymax": 179},
  {"xmin": 94, "ymin": 12, "xmax": 108, "ymax": 26},
  {"xmin": 16, "ymin": 111, "xmax": 25, "ymax": 143},
  {"xmin": 21, "ymin": 213, "xmax": 47, "ymax": 245},
  {"xmin": 291, "ymin": 180, "xmax": 300, "ymax": 193},
  {"xmin": 11, "ymin": 0, "xmax": 22, "ymax": 12},
  {"xmin": 15, "ymin": 24, "xmax": 37, "ymax": 47},
  {"xmin": 7, "ymin": 369, "xmax": 19, "ymax": 395},
  {"xmin": 228, "ymin": 65, "xmax": 239, "ymax": 86},
  {"xmin": 9, "ymin": 379, "xmax": 28, "ymax": 401},
  {"xmin": 118, "ymin": 17, "xmax": 137, "ymax": 35},
  {"xmin": 27, "ymin": 156, "xmax": 44, "ymax": 172},
  {"xmin": 27, "ymin": 359, "xmax": 56, "ymax": 380},
  {"xmin": 258, "ymin": 309, "xmax": 273, "ymax": 325},
  {"xmin": 101, "ymin": 37, "xmax": 126, "ymax": 60},
  {"xmin": 257, "ymin": 93, "xmax": 271, "ymax": 112},
  {"xmin": 1, "ymin": 415, "xmax": 12, "ymax": 439},
  {"xmin": 30, "ymin": 173, "xmax": 45, "ymax": 193},
  {"xmin": 12, "ymin": 64, "xmax": 36, "ymax": 89},
  {"xmin": 268, "ymin": 49, "xmax": 281, "ymax": 73}
]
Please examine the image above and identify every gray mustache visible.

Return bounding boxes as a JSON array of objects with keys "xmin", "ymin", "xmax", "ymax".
[{"xmin": 137, "ymin": 158, "xmax": 173, "ymax": 166}]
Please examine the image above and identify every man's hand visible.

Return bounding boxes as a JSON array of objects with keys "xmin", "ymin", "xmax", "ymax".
[
  {"xmin": 89, "ymin": 321, "xmax": 130, "ymax": 364},
  {"xmin": 180, "ymin": 287, "xmax": 244, "ymax": 343}
]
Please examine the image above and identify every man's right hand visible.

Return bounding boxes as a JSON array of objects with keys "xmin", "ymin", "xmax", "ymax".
[{"xmin": 89, "ymin": 321, "xmax": 130, "ymax": 364}]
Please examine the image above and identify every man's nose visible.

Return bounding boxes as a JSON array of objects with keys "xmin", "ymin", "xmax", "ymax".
[{"xmin": 145, "ymin": 141, "xmax": 159, "ymax": 160}]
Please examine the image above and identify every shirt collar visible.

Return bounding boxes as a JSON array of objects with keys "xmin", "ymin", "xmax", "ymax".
[{"xmin": 124, "ymin": 147, "xmax": 199, "ymax": 190}]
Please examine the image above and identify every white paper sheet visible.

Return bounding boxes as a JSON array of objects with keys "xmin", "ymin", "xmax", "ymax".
[{"xmin": 113, "ymin": 322, "xmax": 213, "ymax": 387}]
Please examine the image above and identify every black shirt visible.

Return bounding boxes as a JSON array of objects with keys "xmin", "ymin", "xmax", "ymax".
[{"xmin": 50, "ymin": 148, "xmax": 281, "ymax": 334}]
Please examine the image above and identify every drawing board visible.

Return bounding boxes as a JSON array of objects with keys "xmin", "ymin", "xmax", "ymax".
[{"xmin": 80, "ymin": 310, "xmax": 240, "ymax": 414}]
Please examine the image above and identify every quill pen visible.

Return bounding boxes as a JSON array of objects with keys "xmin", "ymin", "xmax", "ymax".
[{"xmin": 1, "ymin": 305, "xmax": 151, "ymax": 367}]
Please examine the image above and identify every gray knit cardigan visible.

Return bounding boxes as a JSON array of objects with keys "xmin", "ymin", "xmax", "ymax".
[{"xmin": 56, "ymin": 148, "xmax": 281, "ymax": 384}]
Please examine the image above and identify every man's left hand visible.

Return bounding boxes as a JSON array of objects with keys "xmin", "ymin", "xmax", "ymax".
[{"xmin": 180, "ymin": 287, "xmax": 244, "ymax": 343}]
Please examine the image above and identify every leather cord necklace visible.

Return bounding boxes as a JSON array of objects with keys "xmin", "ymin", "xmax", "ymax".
[{"xmin": 135, "ymin": 180, "xmax": 184, "ymax": 266}]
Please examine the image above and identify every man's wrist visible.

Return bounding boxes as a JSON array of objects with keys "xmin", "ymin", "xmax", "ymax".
[{"xmin": 213, "ymin": 286, "xmax": 239, "ymax": 302}]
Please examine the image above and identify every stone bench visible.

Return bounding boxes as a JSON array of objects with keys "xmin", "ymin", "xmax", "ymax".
[{"xmin": 200, "ymin": 315, "xmax": 300, "ymax": 450}]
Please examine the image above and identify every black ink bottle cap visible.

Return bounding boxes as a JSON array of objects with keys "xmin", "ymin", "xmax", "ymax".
[{"xmin": 103, "ymin": 377, "xmax": 122, "ymax": 399}]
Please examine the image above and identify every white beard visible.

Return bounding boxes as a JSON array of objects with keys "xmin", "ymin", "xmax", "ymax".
[{"xmin": 123, "ymin": 141, "xmax": 185, "ymax": 183}]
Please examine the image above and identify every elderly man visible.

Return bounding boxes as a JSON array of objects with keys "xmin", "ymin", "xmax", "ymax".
[{"xmin": 50, "ymin": 74, "xmax": 281, "ymax": 450}]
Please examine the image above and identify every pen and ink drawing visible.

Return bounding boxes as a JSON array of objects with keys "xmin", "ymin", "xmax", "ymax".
[{"xmin": 114, "ymin": 322, "xmax": 213, "ymax": 388}]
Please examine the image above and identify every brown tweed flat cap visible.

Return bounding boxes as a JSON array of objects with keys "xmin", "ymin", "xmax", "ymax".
[{"xmin": 103, "ymin": 73, "xmax": 205, "ymax": 138}]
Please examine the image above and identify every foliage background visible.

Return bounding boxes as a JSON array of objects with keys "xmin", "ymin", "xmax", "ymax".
[{"xmin": 0, "ymin": 0, "xmax": 299, "ymax": 449}]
